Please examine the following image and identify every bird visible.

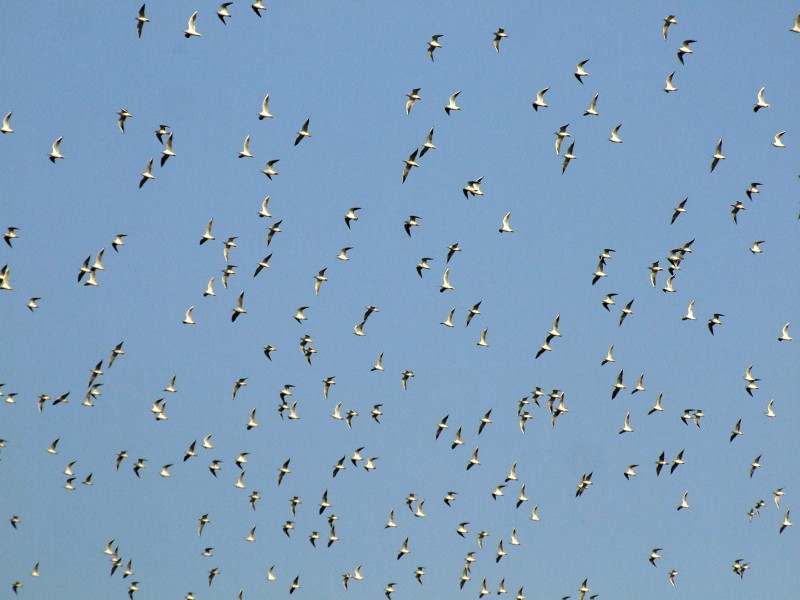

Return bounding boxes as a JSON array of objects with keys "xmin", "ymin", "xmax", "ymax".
[
  {"xmin": 463, "ymin": 176, "xmax": 484, "ymax": 198},
  {"xmin": 655, "ymin": 452, "xmax": 668, "ymax": 476},
  {"xmin": 111, "ymin": 233, "xmax": 127, "ymax": 252},
  {"xmin": 778, "ymin": 322, "xmax": 792, "ymax": 341},
  {"xmin": 466, "ymin": 302, "xmax": 482, "ymax": 327},
  {"xmin": 402, "ymin": 150, "xmax": 419, "ymax": 183},
  {"xmin": 624, "ymin": 464, "xmax": 638, "ymax": 479},
  {"xmin": 314, "ymin": 268, "xmax": 328, "ymax": 295},
  {"xmin": 669, "ymin": 570, "xmax": 678, "ymax": 586},
  {"xmin": 138, "ymin": 159, "xmax": 155, "ymax": 188},
  {"xmin": 262, "ymin": 159, "xmax": 280, "ymax": 179},
  {"xmin": 183, "ymin": 306, "xmax": 196, "ymax": 325},
  {"xmin": 619, "ymin": 300, "xmax": 634, "ymax": 326},
  {"xmin": 336, "ymin": 247, "xmax": 352, "ymax": 261},
  {"xmin": 416, "ymin": 257, "xmax": 432, "ymax": 277},
  {"xmin": 682, "ymin": 300, "xmax": 696, "ymax": 321},
  {"xmin": 677, "ymin": 39, "xmax": 696, "ymax": 63},
  {"xmin": 294, "ymin": 307, "xmax": 308, "ymax": 323},
  {"xmin": 793, "ymin": 13, "xmax": 800, "ymax": 32},
  {"xmin": 238, "ymin": 135, "xmax": 253, "ymax": 158},
  {"xmin": 401, "ymin": 370, "xmax": 414, "ymax": 390},
  {"xmin": 294, "ymin": 118, "xmax": 311, "ymax": 146},
  {"xmin": 663, "ymin": 15, "xmax": 678, "ymax": 40},
  {"xmin": 199, "ymin": 219, "xmax": 214, "ymax": 245},
  {"xmin": 0, "ymin": 112, "xmax": 13, "ymax": 134},
  {"xmin": 258, "ymin": 94, "xmax": 274, "ymax": 119},
  {"xmin": 184, "ymin": 11, "xmax": 201, "ymax": 37},
  {"xmin": 427, "ymin": 35, "xmax": 443, "ymax": 61},
  {"xmin": 446, "ymin": 242, "xmax": 461, "ymax": 263},
  {"xmin": 677, "ymin": 491, "xmax": 690, "ymax": 510},
  {"xmin": 583, "ymin": 94, "xmax": 599, "ymax": 116},
  {"xmin": 445, "ymin": 90, "xmax": 461, "ymax": 115},
  {"xmin": 601, "ymin": 344, "xmax": 615, "ymax": 365},
  {"xmin": 671, "ymin": 198, "xmax": 688, "ymax": 223},
  {"xmin": 117, "ymin": 108, "xmax": 133, "ymax": 133},
  {"xmin": 532, "ymin": 87, "xmax": 549, "ymax": 111},
  {"xmin": 750, "ymin": 240, "xmax": 765, "ymax": 254},
  {"xmin": 612, "ymin": 370, "xmax": 626, "ymax": 399},
  {"xmin": 499, "ymin": 212, "xmax": 513, "ymax": 233},
  {"xmin": 49, "ymin": 136, "xmax": 64, "ymax": 162},
  {"xmin": 404, "ymin": 215, "xmax": 420, "ymax": 236},
  {"xmin": 710, "ymin": 138, "xmax": 725, "ymax": 172},
  {"xmin": 750, "ymin": 454, "xmax": 762, "ymax": 478},
  {"xmin": 289, "ymin": 576, "xmax": 301, "ymax": 594},
  {"xmin": 252, "ymin": 0, "xmax": 266, "ymax": 17},
  {"xmin": 26, "ymin": 297, "xmax": 39, "ymax": 312},
  {"xmin": 602, "ymin": 293, "xmax": 618, "ymax": 310},
  {"xmin": 664, "ymin": 71, "xmax": 678, "ymax": 92},
  {"xmin": 670, "ymin": 449, "xmax": 685, "ymax": 474},
  {"xmin": 554, "ymin": 124, "xmax": 570, "ymax": 154},
  {"xmin": 649, "ymin": 548, "xmax": 662, "ymax": 567},
  {"xmin": 609, "ymin": 124, "xmax": 623, "ymax": 143},
  {"xmin": 371, "ymin": 352, "xmax": 385, "ymax": 371},
  {"xmin": 493, "ymin": 28, "xmax": 508, "ymax": 52},
  {"xmin": 708, "ymin": 313, "xmax": 724, "ymax": 335},
  {"xmin": 574, "ymin": 59, "xmax": 590, "ymax": 83},
  {"xmin": 772, "ymin": 131, "xmax": 786, "ymax": 148},
  {"xmin": 780, "ymin": 511, "xmax": 793, "ymax": 534},
  {"xmin": 420, "ymin": 127, "xmax": 436, "ymax": 156},
  {"xmin": 231, "ymin": 291, "xmax": 246, "ymax": 322},
  {"xmin": 217, "ymin": 3, "xmax": 233, "ymax": 24},
  {"xmin": 405, "ymin": 88, "xmax": 422, "ymax": 115},
  {"xmin": 619, "ymin": 412, "xmax": 633, "ymax": 434},
  {"xmin": 754, "ymin": 87, "xmax": 770, "ymax": 111},
  {"xmin": 344, "ymin": 207, "xmax": 360, "ymax": 228},
  {"xmin": 561, "ymin": 142, "xmax": 577, "ymax": 173},
  {"xmin": 730, "ymin": 418, "xmax": 744, "ymax": 442},
  {"xmin": 135, "ymin": 4, "xmax": 149, "ymax": 38}
]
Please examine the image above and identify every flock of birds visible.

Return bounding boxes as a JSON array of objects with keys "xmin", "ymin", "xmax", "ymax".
[{"xmin": 2, "ymin": 4, "xmax": 798, "ymax": 599}]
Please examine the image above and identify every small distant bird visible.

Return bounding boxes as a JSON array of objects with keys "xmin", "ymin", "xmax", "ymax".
[
  {"xmin": 344, "ymin": 207, "xmax": 361, "ymax": 228},
  {"xmin": 0, "ymin": 112, "xmax": 13, "ymax": 134},
  {"xmin": 664, "ymin": 71, "xmax": 678, "ymax": 93},
  {"xmin": 619, "ymin": 412, "xmax": 633, "ymax": 434},
  {"xmin": 4, "ymin": 227, "xmax": 19, "ymax": 247},
  {"xmin": 262, "ymin": 159, "xmax": 280, "ymax": 179},
  {"xmin": 663, "ymin": 15, "xmax": 678, "ymax": 40},
  {"xmin": 420, "ymin": 127, "xmax": 436, "ymax": 156},
  {"xmin": 252, "ymin": 0, "xmax": 266, "ymax": 17},
  {"xmin": 135, "ymin": 4, "xmax": 149, "ymax": 38},
  {"xmin": 404, "ymin": 215, "xmax": 420, "ymax": 236},
  {"xmin": 669, "ymin": 570, "xmax": 678, "ymax": 586},
  {"xmin": 49, "ymin": 136, "xmax": 64, "ymax": 162},
  {"xmin": 112, "ymin": 234, "xmax": 127, "ymax": 252},
  {"xmin": 499, "ymin": 212, "xmax": 513, "ymax": 233},
  {"xmin": 27, "ymin": 297, "xmax": 40, "ymax": 312},
  {"xmin": 750, "ymin": 240, "xmax": 765, "ymax": 254},
  {"xmin": 624, "ymin": 464, "xmax": 638, "ymax": 479},
  {"xmin": 217, "ymin": 3, "xmax": 233, "ymax": 24},
  {"xmin": 402, "ymin": 150, "xmax": 419, "ymax": 183},
  {"xmin": 754, "ymin": 87, "xmax": 770, "ymax": 112},
  {"xmin": 554, "ymin": 124, "xmax": 570, "ymax": 154},
  {"xmin": 532, "ymin": 87, "xmax": 549, "ymax": 111},
  {"xmin": 677, "ymin": 39, "xmax": 696, "ymax": 64},
  {"xmin": 183, "ymin": 306, "xmax": 196, "ymax": 325},
  {"xmin": 405, "ymin": 88, "xmax": 422, "ymax": 115},
  {"xmin": 463, "ymin": 176, "xmax": 484, "ymax": 198},
  {"xmin": 427, "ymin": 35, "xmax": 443, "ymax": 61},
  {"xmin": 294, "ymin": 119, "xmax": 311, "ymax": 146},
  {"xmin": 561, "ymin": 142, "xmax": 577, "ymax": 173},
  {"xmin": 574, "ymin": 59, "xmax": 590, "ymax": 83},
  {"xmin": 609, "ymin": 124, "xmax": 623, "ymax": 143},
  {"xmin": 440, "ymin": 267, "xmax": 454, "ymax": 292},
  {"xmin": 619, "ymin": 300, "xmax": 634, "ymax": 326},
  {"xmin": 445, "ymin": 90, "xmax": 461, "ymax": 115},
  {"xmin": 238, "ymin": 135, "xmax": 253, "ymax": 158},
  {"xmin": 710, "ymin": 138, "xmax": 725, "ymax": 172},
  {"xmin": 778, "ymin": 322, "xmax": 792, "ymax": 341},
  {"xmin": 749, "ymin": 454, "xmax": 762, "ymax": 478},
  {"xmin": 139, "ymin": 159, "xmax": 155, "ymax": 188},
  {"xmin": 677, "ymin": 491, "xmax": 690, "ymax": 510},
  {"xmin": 682, "ymin": 300, "xmax": 697, "ymax": 321},
  {"xmin": 493, "ymin": 28, "xmax": 508, "ymax": 52},
  {"xmin": 258, "ymin": 94, "xmax": 274, "ymax": 119},
  {"xmin": 117, "ymin": 109, "xmax": 133, "ymax": 133},
  {"xmin": 231, "ymin": 291, "xmax": 246, "ymax": 322},
  {"xmin": 671, "ymin": 198, "xmax": 688, "ymax": 223},
  {"xmin": 583, "ymin": 94, "xmax": 599, "ymax": 116},
  {"xmin": 708, "ymin": 313, "xmax": 724, "ymax": 335},
  {"xmin": 780, "ymin": 511, "xmax": 793, "ymax": 534},
  {"xmin": 184, "ymin": 11, "xmax": 201, "ymax": 38},
  {"xmin": 772, "ymin": 131, "xmax": 786, "ymax": 148}
]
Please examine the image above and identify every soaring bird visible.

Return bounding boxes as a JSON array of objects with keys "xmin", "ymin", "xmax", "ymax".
[
  {"xmin": 754, "ymin": 87, "xmax": 770, "ymax": 111},
  {"xmin": 677, "ymin": 39, "xmax": 696, "ymax": 63},
  {"xmin": 294, "ymin": 119, "xmax": 311, "ymax": 146},
  {"xmin": 710, "ymin": 138, "xmax": 725, "ymax": 172},
  {"xmin": 427, "ymin": 35, "xmax": 443, "ymax": 61},
  {"xmin": 0, "ymin": 112, "xmax": 13, "ymax": 134},
  {"xmin": 663, "ymin": 15, "xmax": 678, "ymax": 40},
  {"xmin": 445, "ymin": 90, "xmax": 461, "ymax": 115},
  {"xmin": 493, "ymin": 28, "xmax": 508, "ymax": 52},
  {"xmin": 217, "ymin": 3, "xmax": 233, "ymax": 24},
  {"xmin": 664, "ymin": 71, "xmax": 678, "ymax": 92},
  {"xmin": 532, "ymin": 87, "xmax": 549, "ymax": 111},
  {"xmin": 574, "ymin": 59, "xmax": 590, "ymax": 83},
  {"xmin": 49, "ymin": 136, "xmax": 64, "ymax": 162},
  {"xmin": 405, "ymin": 88, "xmax": 422, "ymax": 115},
  {"xmin": 135, "ymin": 4, "xmax": 149, "ymax": 38},
  {"xmin": 184, "ymin": 11, "xmax": 201, "ymax": 37}
]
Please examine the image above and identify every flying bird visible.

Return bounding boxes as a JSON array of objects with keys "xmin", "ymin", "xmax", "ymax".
[
  {"xmin": 532, "ymin": 87, "xmax": 549, "ymax": 111},
  {"xmin": 754, "ymin": 87, "xmax": 770, "ymax": 111},
  {"xmin": 677, "ymin": 39, "xmax": 696, "ymax": 64},
  {"xmin": 493, "ymin": 28, "xmax": 508, "ymax": 52},
  {"xmin": 184, "ymin": 11, "xmax": 201, "ymax": 37},
  {"xmin": 405, "ymin": 88, "xmax": 422, "ymax": 115},
  {"xmin": 135, "ymin": 4, "xmax": 149, "ymax": 38},
  {"xmin": 445, "ymin": 90, "xmax": 461, "ymax": 115},
  {"xmin": 663, "ymin": 15, "xmax": 678, "ymax": 40},
  {"xmin": 294, "ymin": 119, "xmax": 311, "ymax": 146},
  {"xmin": 0, "ymin": 112, "xmax": 13, "ymax": 134},
  {"xmin": 710, "ymin": 138, "xmax": 725, "ymax": 172},
  {"xmin": 574, "ymin": 59, "xmax": 590, "ymax": 83},
  {"xmin": 427, "ymin": 35, "xmax": 443, "ymax": 61},
  {"xmin": 49, "ymin": 136, "xmax": 64, "ymax": 162}
]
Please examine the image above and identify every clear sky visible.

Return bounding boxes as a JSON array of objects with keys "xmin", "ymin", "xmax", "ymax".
[{"xmin": 1, "ymin": 2, "xmax": 799, "ymax": 599}]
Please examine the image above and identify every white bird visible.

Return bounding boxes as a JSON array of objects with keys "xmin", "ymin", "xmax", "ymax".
[
  {"xmin": 750, "ymin": 240, "xmax": 765, "ymax": 254},
  {"xmin": 583, "ymin": 93, "xmax": 599, "ymax": 116},
  {"xmin": 710, "ymin": 138, "xmax": 725, "ymax": 173},
  {"xmin": 217, "ymin": 3, "xmax": 233, "ymax": 24},
  {"xmin": 778, "ymin": 322, "xmax": 792, "ymax": 341},
  {"xmin": 135, "ymin": 4, "xmax": 149, "ymax": 38},
  {"xmin": 371, "ymin": 352, "xmax": 384, "ymax": 371},
  {"xmin": 440, "ymin": 307, "xmax": 455, "ymax": 328},
  {"xmin": 183, "ymin": 306, "xmax": 196, "ymax": 325},
  {"xmin": 772, "ymin": 131, "xmax": 786, "ymax": 148},
  {"xmin": 258, "ymin": 94, "xmax": 274, "ymax": 119},
  {"xmin": 574, "ymin": 59, "xmax": 590, "ymax": 83},
  {"xmin": 793, "ymin": 13, "xmax": 800, "ymax": 33},
  {"xmin": 499, "ymin": 212, "xmax": 513, "ymax": 233},
  {"xmin": 1, "ymin": 112, "xmax": 14, "ymax": 134},
  {"xmin": 160, "ymin": 133, "xmax": 176, "ymax": 166},
  {"xmin": 200, "ymin": 219, "xmax": 214, "ymax": 245},
  {"xmin": 677, "ymin": 39, "xmax": 696, "ymax": 64},
  {"xmin": 262, "ymin": 159, "xmax": 280, "ymax": 179},
  {"xmin": 405, "ymin": 88, "xmax": 422, "ymax": 115},
  {"xmin": 427, "ymin": 34, "xmax": 443, "ymax": 61},
  {"xmin": 554, "ymin": 124, "xmax": 570, "ymax": 154},
  {"xmin": 663, "ymin": 15, "xmax": 678, "ymax": 40},
  {"xmin": 420, "ymin": 126, "xmax": 436, "ymax": 156},
  {"xmin": 139, "ymin": 159, "xmax": 155, "ymax": 188},
  {"xmin": 252, "ymin": 0, "xmax": 266, "ymax": 17},
  {"xmin": 49, "ymin": 136, "xmax": 64, "ymax": 162},
  {"xmin": 232, "ymin": 291, "xmax": 246, "ymax": 322},
  {"xmin": 532, "ymin": 87, "xmax": 549, "ymax": 111},
  {"xmin": 664, "ymin": 71, "xmax": 678, "ymax": 93},
  {"xmin": 203, "ymin": 277, "xmax": 216, "ymax": 297},
  {"xmin": 682, "ymin": 300, "xmax": 696, "ymax": 321},
  {"xmin": 445, "ymin": 90, "xmax": 461, "ymax": 115},
  {"xmin": 619, "ymin": 412, "xmax": 633, "ymax": 434},
  {"xmin": 609, "ymin": 124, "xmax": 623, "ymax": 143},
  {"xmin": 493, "ymin": 28, "xmax": 508, "ymax": 52},
  {"xmin": 440, "ymin": 268, "xmax": 454, "ymax": 292},
  {"xmin": 780, "ymin": 511, "xmax": 793, "ymax": 534},
  {"xmin": 184, "ymin": 11, "xmax": 201, "ymax": 38},
  {"xmin": 402, "ymin": 150, "xmax": 419, "ymax": 183},
  {"xmin": 238, "ymin": 135, "xmax": 253, "ymax": 158},
  {"xmin": 601, "ymin": 344, "xmax": 615, "ymax": 365},
  {"xmin": 477, "ymin": 328, "xmax": 489, "ymax": 347},
  {"xmin": 561, "ymin": 142, "xmax": 577, "ymax": 173},
  {"xmin": 677, "ymin": 491, "xmax": 690, "ymax": 510},
  {"xmin": 754, "ymin": 87, "xmax": 770, "ymax": 112},
  {"xmin": 294, "ymin": 118, "xmax": 311, "ymax": 146}
]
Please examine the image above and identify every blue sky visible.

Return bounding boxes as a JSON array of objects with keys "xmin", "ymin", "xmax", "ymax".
[{"xmin": 1, "ymin": 2, "xmax": 799, "ymax": 598}]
